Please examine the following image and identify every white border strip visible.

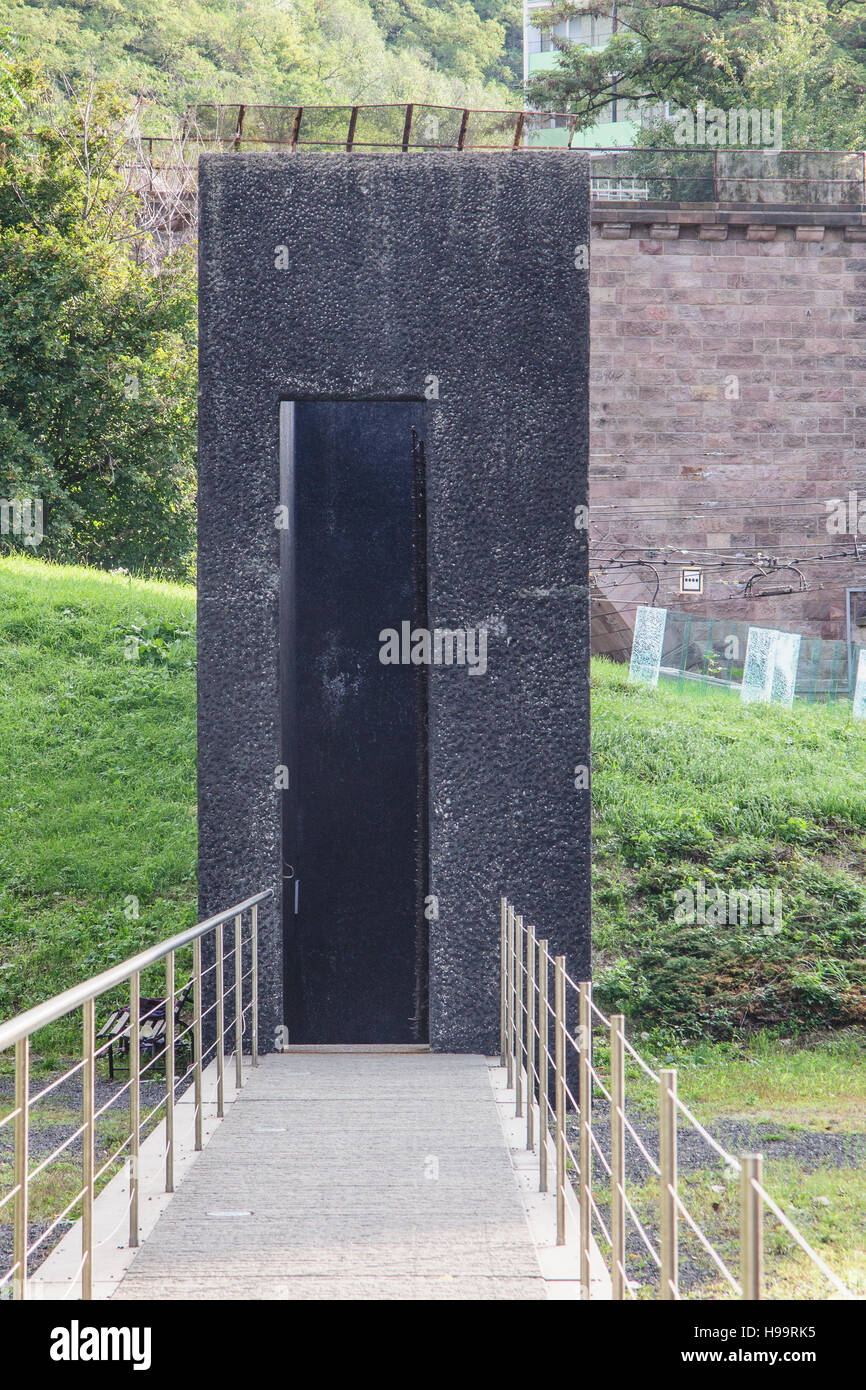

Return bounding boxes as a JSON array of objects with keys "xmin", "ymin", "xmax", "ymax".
[{"xmin": 488, "ymin": 1059, "xmax": 612, "ymax": 1301}]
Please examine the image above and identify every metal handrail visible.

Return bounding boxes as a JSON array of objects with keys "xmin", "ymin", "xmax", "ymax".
[
  {"xmin": 499, "ymin": 896, "xmax": 858, "ymax": 1301},
  {"xmin": 0, "ymin": 888, "xmax": 273, "ymax": 1301},
  {"xmin": 0, "ymin": 890, "xmax": 271, "ymax": 1052}
]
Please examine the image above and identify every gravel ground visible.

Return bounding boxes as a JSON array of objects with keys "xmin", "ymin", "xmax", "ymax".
[
  {"xmin": 565, "ymin": 1100, "xmax": 866, "ymax": 1296},
  {"xmin": 0, "ymin": 1064, "xmax": 187, "ymax": 1289}
]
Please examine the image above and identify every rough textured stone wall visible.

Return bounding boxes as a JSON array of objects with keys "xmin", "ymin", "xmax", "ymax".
[
  {"xmin": 589, "ymin": 209, "xmax": 866, "ymax": 649},
  {"xmin": 198, "ymin": 152, "xmax": 591, "ymax": 1053}
]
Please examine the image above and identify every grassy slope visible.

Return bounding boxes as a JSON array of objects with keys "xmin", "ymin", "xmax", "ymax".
[
  {"xmin": 591, "ymin": 657, "xmax": 866, "ymax": 1038},
  {"xmin": 0, "ymin": 556, "xmax": 196, "ymax": 1051}
]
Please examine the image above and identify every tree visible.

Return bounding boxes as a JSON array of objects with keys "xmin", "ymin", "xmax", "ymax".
[
  {"xmin": 525, "ymin": 0, "xmax": 866, "ymax": 148},
  {"xmin": 0, "ymin": 59, "xmax": 198, "ymax": 575},
  {"xmin": 369, "ymin": 0, "xmax": 521, "ymax": 85},
  {"xmin": 0, "ymin": 0, "xmax": 522, "ymax": 120}
]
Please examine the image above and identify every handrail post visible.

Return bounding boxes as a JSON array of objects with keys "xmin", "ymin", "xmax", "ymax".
[
  {"xmin": 740, "ymin": 1154, "xmax": 764, "ymax": 1300},
  {"xmin": 216, "ymin": 921, "xmax": 225, "ymax": 1118},
  {"xmin": 579, "ymin": 981, "xmax": 592, "ymax": 1296},
  {"xmin": 505, "ymin": 903, "xmax": 514, "ymax": 1089},
  {"xmin": 233, "ymin": 103, "xmax": 246, "ymax": 152},
  {"xmin": 514, "ymin": 915, "xmax": 523, "ymax": 1118},
  {"xmin": 193, "ymin": 936, "xmax": 203, "ymax": 1150},
  {"xmin": 660, "ymin": 1067, "xmax": 678, "ymax": 1299},
  {"xmin": 290, "ymin": 107, "xmax": 303, "ymax": 152},
  {"xmin": 499, "ymin": 897, "xmax": 508, "ymax": 1068},
  {"xmin": 554, "ymin": 955, "xmax": 566, "ymax": 1245},
  {"xmin": 538, "ymin": 939, "xmax": 549, "ymax": 1192},
  {"xmin": 401, "ymin": 102, "xmax": 414, "ymax": 153},
  {"xmin": 82, "ymin": 999, "xmax": 95, "ymax": 1299},
  {"xmin": 251, "ymin": 903, "xmax": 259, "ymax": 1067},
  {"xmin": 526, "ymin": 922, "xmax": 536, "ymax": 1151},
  {"xmin": 234, "ymin": 913, "xmax": 243, "ymax": 1089},
  {"xmin": 129, "ymin": 971, "xmax": 140, "ymax": 1247},
  {"xmin": 165, "ymin": 950, "xmax": 175, "ymax": 1193},
  {"xmin": 610, "ymin": 1012, "xmax": 626, "ymax": 1300},
  {"xmin": 13, "ymin": 1036, "xmax": 29, "ymax": 1300}
]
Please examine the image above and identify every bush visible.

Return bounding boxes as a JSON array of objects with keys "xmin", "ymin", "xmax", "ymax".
[{"xmin": 0, "ymin": 60, "xmax": 197, "ymax": 578}]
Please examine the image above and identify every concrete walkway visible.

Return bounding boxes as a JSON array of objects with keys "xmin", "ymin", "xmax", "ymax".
[{"xmin": 112, "ymin": 1052, "xmax": 547, "ymax": 1300}]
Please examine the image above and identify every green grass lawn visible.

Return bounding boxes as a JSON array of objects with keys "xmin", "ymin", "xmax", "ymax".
[
  {"xmin": 591, "ymin": 656, "xmax": 866, "ymax": 1039},
  {"xmin": 0, "ymin": 555, "xmax": 197, "ymax": 1055}
]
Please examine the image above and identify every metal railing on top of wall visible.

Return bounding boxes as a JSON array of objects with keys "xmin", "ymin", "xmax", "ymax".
[
  {"xmin": 500, "ymin": 896, "xmax": 857, "ymax": 1300},
  {"xmin": 0, "ymin": 889, "xmax": 273, "ymax": 1301},
  {"xmin": 127, "ymin": 106, "xmax": 866, "ymax": 208}
]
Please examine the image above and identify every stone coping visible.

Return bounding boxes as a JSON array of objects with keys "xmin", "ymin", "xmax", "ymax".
[{"xmin": 593, "ymin": 203, "xmax": 866, "ymax": 236}]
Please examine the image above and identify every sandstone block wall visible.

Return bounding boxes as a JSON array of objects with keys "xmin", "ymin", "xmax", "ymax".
[{"xmin": 589, "ymin": 208, "xmax": 866, "ymax": 654}]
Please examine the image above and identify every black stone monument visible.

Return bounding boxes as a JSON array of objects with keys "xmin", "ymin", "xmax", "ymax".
[{"xmin": 197, "ymin": 151, "xmax": 591, "ymax": 1053}]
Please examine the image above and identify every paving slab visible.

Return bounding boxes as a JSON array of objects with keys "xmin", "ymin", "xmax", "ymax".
[{"xmin": 113, "ymin": 1052, "xmax": 546, "ymax": 1300}]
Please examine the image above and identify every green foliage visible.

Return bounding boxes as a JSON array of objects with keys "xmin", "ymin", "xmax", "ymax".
[
  {"xmin": 370, "ymin": 0, "xmax": 521, "ymax": 86},
  {"xmin": 591, "ymin": 658, "xmax": 866, "ymax": 1038},
  {"xmin": 620, "ymin": 807, "xmax": 715, "ymax": 866},
  {"xmin": 0, "ymin": 59, "xmax": 197, "ymax": 576},
  {"xmin": 527, "ymin": 0, "xmax": 866, "ymax": 148},
  {"xmin": 121, "ymin": 617, "xmax": 194, "ymax": 665},
  {"xmin": 0, "ymin": 0, "xmax": 520, "ymax": 119}
]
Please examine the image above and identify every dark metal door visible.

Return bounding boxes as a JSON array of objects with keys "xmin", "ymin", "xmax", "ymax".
[{"xmin": 280, "ymin": 401, "xmax": 428, "ymax": 1043}]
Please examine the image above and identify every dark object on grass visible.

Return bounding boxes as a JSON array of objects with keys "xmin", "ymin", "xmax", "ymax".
[{"xmin": 97, "ymin": 984, "xmax": 193, "ymax": 1080}]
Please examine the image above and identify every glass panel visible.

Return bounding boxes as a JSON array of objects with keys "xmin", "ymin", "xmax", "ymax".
[
  {"xmin": 740, "ymin": 627, "xmax": 778, "ymax": 705},
  {"xmin": 463, "ymin": 109, "xmax": 523, "ymax": 148},
  {"xmin": 770, "ymin": 631, "xmax": 800, "ymax": 709},
  {"xmin": 297, "ymin": 106, "xmax": 356, "ymax": 150},
  {"xmin": 853, "ymin": 649, "xmax": 866, "ymax": 719},
  {"xmin": 351, "ymin": 104, "xmax": 416, "ymax": 149},
  {"xmin": 242, "ymin": 105, "xmax": 301, "ymax": 147},
  {"xmin": 629, "ymin": 606, "xmax": 667, "ymax": 687},
  {"xmin": 622, "ymin": 605, "xmax": 857, "ymax": 708}
]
